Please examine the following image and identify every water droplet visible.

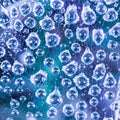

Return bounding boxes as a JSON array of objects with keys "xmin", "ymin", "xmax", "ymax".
[
  {"xmin": 46, "ymin": 87, "xmax": 63, "ymax": 105},
  {"xmin": 76, "ymin": 27, "xmax": 89, "ymax": 42},
  {"xmin": 10, "ymin": 99, "xmax": 20, "ymax": 108},
  {"xmin": 39, "ymin": 15, "xmax": 55, "ymax": 31},
  {"xmin": 45, "ymin": 32, "xmax": 60, "ymax": 48},
  {"xmin": 64, "ymin": 29, "xmax": 73, "ymax": 39},
  {"xmin": 81, "ymin": 47, "xmax": 94, "ymax": 65},
  {"xmin": 110, "ymin": 101, "xmax": 119, "ymax": 111},
  {"xmin": 76, "ymin": 101, "xmax": 87, "ymax": 110},
  {"xmin": 103, "ymin": 72, "xmax": 116, "ymax": 88},
  {"xmin": 25, "ymin": 32, "xmax": 41, "ymax": 50},
  {"xmin": 104, "ymin": 91, "xmax": 115, "ymax": 100},
  {"xmin": 89, "ymin": 97, "xmax": 99, "ymax": 107},
  {"xmin": 103, "ymin": 8, "xmax": 118, "ymax": 22},
  {"xmin": 12, "ymin": 61, "xmax": 25, "ymax": 75},
  {"xmin": 30, "ymin": 70, "xmax": 47, "ymax": 86},
  {"xmin": 47, "ymin": 107, "xmax": 57, "ymax": 118},
  {"xmin": 66, "ymin": 87, "xmax": 78, "ymax": 100},
  {"xmin": 24, "ymin": 17, "xmax": 36, "ymax": 29},
  {"xmin": 109, "ymin": 22, "xmax": 120, "ymax": 38},
  {"xmin": 61, "ymin": 78, "xmax": 72, "ymax": 88},
  {"xmin": 73, "ymin": 73, "xmax": 89, "ymax": 90},
  {"xmin": 88, "ymin": 84, "xmax": 101, "ymax": 96},
  {"xmin": 71, "ymin": 43, "xmax": 81, "ymax": 53},
  {"xmin": 23, "ymin": 53, "xmax": 35, "ymax": 66},
  {"xmin": 92, "ymin": 63, "xmax": 106, "ymax": 81},
  {"xmin": 51, "ymin": 66, "xmax": 60, "ymax": 74},
  {"xmin": 6, "ymin": 37, "xmax": 19, "ymax": 50},
  {"xmin": 109, "ymin": 52, "xmax": 120, "ymax": 62},
  {"xmin": 33, "ymin": 2, "xmax": 44, "ymax": 17},
  {"xmin": 19, "ymin": 95, "xmax": 27, "ymax": 102},
  {"xmin": 107, "ymin": 40, "xmax": 118, "ymax": 49},
  {"xmin": 35, "ymin": 111, "xmax": 43, "ymax": 118},
  {"xmin": 10, "ymin": 6, "xmax": 19, "ymax": 18},
  {"xmin": 14, "ymin": 19, "xmax": 23, "ymax": 31},
  {"xmin": 81, "ymin": 3, "xmax": 96, "ymax": 25},
  {"xmin": 0, "ymin": 60, "xmax": 11, "ymax": 71},
  {"xmin": 15, "ymin": 77, "xmax": 25, "ymax": 86},
  {"xmin": 11, "ymin": 109, "xmax": 19, "ymax": 116},
  {"xmin": 59, "ymin": 50, "xmax": 71, "ymax": 63},
  {"xmin": 96, "ymin": 49, "xmax": 106, "ymax": 61},
  {"xmin": 0, "ymin": 75, "xmax": 10, "ymax": 84},
  {"xmin": 44, "ymin": 57, "xmax": 54, "ymax": 67},
  {"xmin": 27, "ymin": 102, "xmax": 36, "ymax": 109},
  {"xmin": 35, "ymin": 88, "xmax": 46, "ymax": 99},
  {"xmin": 64, "ymin": 5, "xmax": 79, "ymax": 25},
  {"xmin": 91, "ymin": 111, "xmax": 100, "ymax": 120},
  {"xmin": 50, "ymin": 0, "xmax": 64, "ymax": 10},
  {"xmin": 63, "ymin": 104, "xmax": 74, "ymax": 117},
  {"xmin": 19, "ymin": 2, "xmax": 31, "ymax": 16},
  {"xmin": 62, "ymin": 61, "xmax": 78, "ymax": 76},
  {"xmin": 96, "ymin": 2, "xmax": 107, "ymax": 15},
  {"xmin": 54, "ymin": 13, "xmax": 64, "ymax": 23},
  {"xmin": 92, "ymin": 29, "xmax": 104, "ymax": 46},
  {"xmin": 75, "ymin": 111, "xmax": 87, "ymax": 120}
]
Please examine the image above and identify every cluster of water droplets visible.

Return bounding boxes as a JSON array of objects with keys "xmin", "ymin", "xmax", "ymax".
[{"xmin": 0, "ymin": 0, "xmax": 119, "ymax": 120}]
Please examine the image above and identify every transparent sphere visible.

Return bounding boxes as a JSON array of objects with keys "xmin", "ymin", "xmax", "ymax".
[
  {"xmin": 14, "ymin": 19, "xmax": 23, "ymax": 31},
  {"xmin": 66, "ymin": 87, "xmax": 78, "ymax": 100},
  {"xmin": 20, "ymin": 2, "xmax": 31, "ymax": 16},
  {"xmin": 33, "ymin": 2, "xmax": 44, "ymax": 17},
  {"xmin": 107, "ymin": 40, "xmax": 118, "ymax": 49},
  {"xmin": 104, "ymin": 91, "xmax": 115, "ymax": 100},
  {"xmin": 96, "ymin": 49, "xmax": 106, "ymax": 61},
  {"xmin": 64, "ymin": 29, "xmax": 73, "ymax": 39},
  {"xmin": 75, "ymin": 111, "xmax": 87, "ymax": 120},
  {"xmin": 24, "ymin": 17, "xmax": 36, "ymax": 29},
  {"xmin": 15, "ymin": 77, "xmax": 25, "ymax": 86},
  {"xmin": 88, "ymin": 85, "xmax": 101, "ymax": 96},
  {"xmin": 10, "ymin": 99, "xmax": 20, "ymax": 108},
  {"xmin": 96, "ymin": 2, "xmax": 107, "ymax": 15},
  {"xmin": 71, "ymin": 43, "xmax": 81, "ymax": 53},
  {"xmin": 1, "ymin": 60, "xmax": 11, "ymax": 71},
  {"xmin": 39, "ymin": 16, "xmax": 55, "ymax": 31},
  {"xmin": 54, "ymin": 13, "xmax": 64, "ymax": 23},
  {"xmin": 109, "ymin": 52, "xmax": 119, "ymax": 62},
  {"xmin": 4, "ymin": 86, "xmax": 13, "ymax": 94},
  {"xmin": 27, "ymin": 102, "xmax": 36, "ymax": 109},
  {"xmin": 47, "ymin": 107, "xmax": 57, "ymax": 119},
  {"xmin": 61, "ymin": 78, "xmax": 72, "ymax": 88},
  {"xmin": 44, "ymin": 58, "xmax": 54, "ymax": 67},
  {"xmin": 35, "ymin": 111, "xmax": 43, "ymax": 118},
  {"xmin": 6, "ymin": 37, "xmax": 18, "ymax": 50},
  {"xmin": 89, "ymin": 97, "xmax": 99, "ymax": 107},
  {"xmin": 63, "ymin": 104, "xmax": 74, "ymax": 117},
  {"xmin": 59, "ymin": 50, "xmax": 71, "ymax": 63},
  {"xmin": 35, "ymin": 49, "xmax": 45, "ymax": 56},
  {"xmin": 0, "ymin": 75, "xmax": 10, "ymax": 84},
  {"xmin": 19, "ymin": 95, "xmax": 27, "ymax": 102},
  {"xmin": 35, "ymin": 88, "xmax": 46, "ymax": 99},
  {"xmin": 11, "ymin": 109, "xmax": 19, "ymax": 116},
  {"xmin": 24, "ymin": 54, "xmax": 35, "ymax": 66},
  {"xmin": 50, "ymin": 0, "xmax": 64, "ymax": 10},
  {"xmin": 51, "ymin": 66, "xmax": 60, "ymax": 74},
  {"xmin": 91, "ymin": 111, "xmax": 100, "ymax": 120},
  {"xmin": 10, "ymin": 6, "xmax": 19, "ymax": 18},
  {"xmin": 76, "ymin": 101, "xmax": 87, "ymax": 110}
]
